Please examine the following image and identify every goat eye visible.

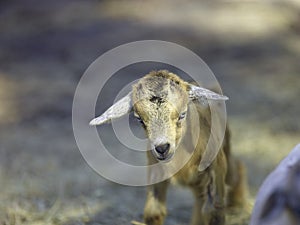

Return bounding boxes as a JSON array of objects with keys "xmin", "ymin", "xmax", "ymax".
[
  {"xmin": 135, "ymin": 115, "xmax": 145, "ymax": 125},
  {"xmin": 178, "ymin": 112, "xmax": 187, "ymax": 121}
]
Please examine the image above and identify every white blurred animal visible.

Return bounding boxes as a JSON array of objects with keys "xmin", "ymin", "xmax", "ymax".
[{"xmin": 250, "ymin": 144, "xmax": 300, "ymax": 225}]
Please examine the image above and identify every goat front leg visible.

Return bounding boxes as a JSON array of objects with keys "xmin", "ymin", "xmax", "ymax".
[
  {"xmin": 144, "ymin": 180, "xmax": 169, "ymax": 225},
  {"xmin": 191, "ymin": 187, "xmax": 210, "ymax": 225},
  {"xmin": 191, "ymin": 176, "xmax": 225, "ymax": 225},
  {"xmin": 191, "ymin": 156, "xmax": 227, "ymax": 225},
  {"xmin": 208, "ymin": 171, "xmax": 226, "ymax": 225},
  {"xmin": 208, "ymin": 152, "xmax": 227, "ymax": 225}
]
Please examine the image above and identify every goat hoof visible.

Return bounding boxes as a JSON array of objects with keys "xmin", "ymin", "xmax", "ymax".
[
  {"xmin": 144, "ymin": 214, "xmax": 164, "ymax": 225},
  {"xmin": 209, "ymin": 213, "xmax": 225, "ymax": 225}
]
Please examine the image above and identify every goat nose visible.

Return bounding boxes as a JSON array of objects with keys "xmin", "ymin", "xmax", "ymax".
[{"xmin": 155, "ymin": 143, "xmax": 170, "ymax": 155}]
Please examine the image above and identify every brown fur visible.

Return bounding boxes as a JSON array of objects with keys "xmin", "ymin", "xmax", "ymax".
[{"xmin": 131, "ymin": 70, "xmax": 247, "ymax": 225}]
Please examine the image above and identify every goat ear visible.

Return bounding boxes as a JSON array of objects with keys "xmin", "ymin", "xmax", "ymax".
[
  {"xmin": 89, "ymin": 91, "xmax": 132, "ymax": 126},
  {"xmin": 188, "ymin": 84, "xmax": 228, "ymax": 101}
]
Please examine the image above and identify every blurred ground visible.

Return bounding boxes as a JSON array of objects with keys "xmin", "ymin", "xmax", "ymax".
[{"xmin": 0, "ymin": 0, "xmax": 300, "ymax": 224}]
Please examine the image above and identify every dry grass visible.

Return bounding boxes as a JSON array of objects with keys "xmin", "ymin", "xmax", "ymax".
[{"xmin": 0, "ymin": 198, "xmax": 107, "ymax": 225}]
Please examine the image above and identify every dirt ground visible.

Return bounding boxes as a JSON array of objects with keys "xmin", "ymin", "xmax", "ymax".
[{"xmin": 0, "ymin": 0, "xmax": 300, "ymax": 224}]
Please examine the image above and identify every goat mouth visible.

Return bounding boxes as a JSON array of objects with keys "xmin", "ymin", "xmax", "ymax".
[{"xmin": 156, "ymin": 153, "xmax": 174, "ymax": 162}]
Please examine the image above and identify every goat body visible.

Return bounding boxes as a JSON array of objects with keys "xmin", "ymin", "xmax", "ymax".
[{"xmin": 90, "ymin": 70, "xmax": 246, "ymax": 225}]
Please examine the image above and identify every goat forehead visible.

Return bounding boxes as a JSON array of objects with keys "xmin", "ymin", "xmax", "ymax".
[
  {"xmin": 133, "ymin": 94, "xmax": 186, "ymax": 119},
  {"xmin": 134, "ymin": 77, "xmax": 187, "ymax": 104},
  {"xmin": 134, "ymin": 100, "xmax": 177, "ymax": 121}
]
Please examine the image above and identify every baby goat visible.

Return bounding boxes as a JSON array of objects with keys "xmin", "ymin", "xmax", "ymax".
[{"xmin": 90, "ymin": 70, "xmax": 246, "ymax": 225}]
